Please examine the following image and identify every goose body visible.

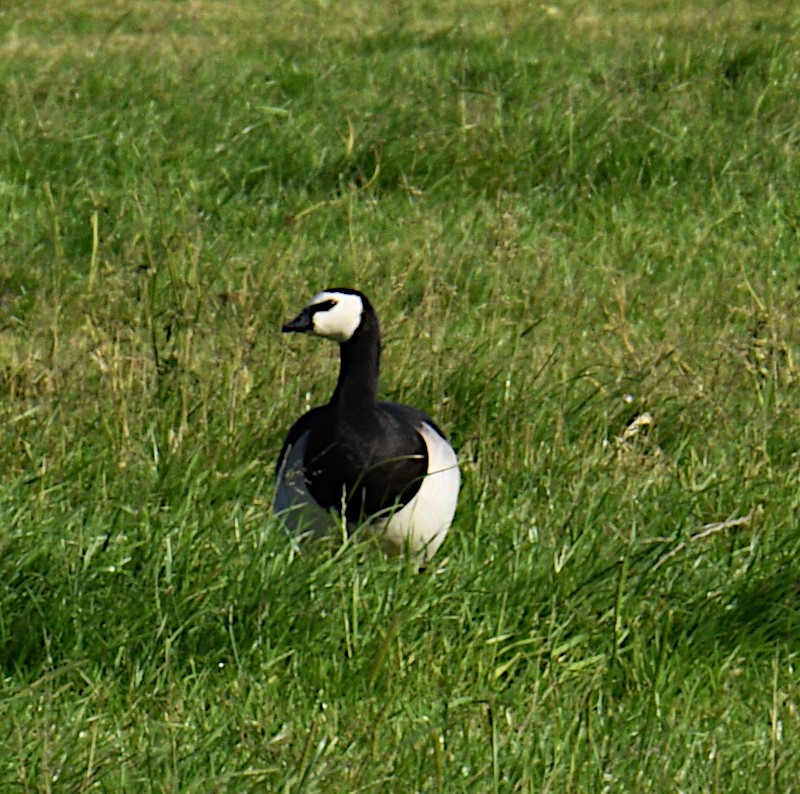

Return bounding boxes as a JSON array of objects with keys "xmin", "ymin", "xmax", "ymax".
[{"xmin": 274, "ymin": 289, "xmax": 459, "ymax": 561}]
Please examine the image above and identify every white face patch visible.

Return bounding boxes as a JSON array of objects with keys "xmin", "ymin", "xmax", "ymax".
[{"xmin": 309, "ymin": 291, "xmax": 364, "ymax": 342}]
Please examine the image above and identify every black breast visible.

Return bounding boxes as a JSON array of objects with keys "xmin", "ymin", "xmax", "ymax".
[{"xmin": 303, "ymin": 404, "xmax": 429, "ymax": 522}]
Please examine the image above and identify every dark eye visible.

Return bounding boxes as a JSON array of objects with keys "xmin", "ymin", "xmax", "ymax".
[{"xmin": 312, "ymin": 299, "xmax": 337, "ymax": 313}]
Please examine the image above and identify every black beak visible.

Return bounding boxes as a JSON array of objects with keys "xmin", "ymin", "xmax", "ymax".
[{"xmin": 282, "ymin": 307, "xmax": 314, "ymax": 333}]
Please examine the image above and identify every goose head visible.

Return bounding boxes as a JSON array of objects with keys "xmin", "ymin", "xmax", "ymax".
[{"xmin": 282, "ymin": 288, "xmax": 371, "ymax": 343}]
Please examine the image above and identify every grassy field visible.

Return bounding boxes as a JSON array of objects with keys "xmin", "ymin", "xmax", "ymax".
[{"xmin": 1, "ymin": 0, "xmax": 799, "ymax": 790}]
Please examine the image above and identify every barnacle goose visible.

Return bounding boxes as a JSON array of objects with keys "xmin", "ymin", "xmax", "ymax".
[{"xmin": 274, "ymin": 288, "xmax": 459, "ymax": 561}]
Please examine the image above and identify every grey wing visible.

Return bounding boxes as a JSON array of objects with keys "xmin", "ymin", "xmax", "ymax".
[
  {"xmin": 274, "ymin": 407, "xmax": 335, "ymax": 537},
  {"xmin": 275, "ymin": 407, "xmax": 327, "ymax": 477}
]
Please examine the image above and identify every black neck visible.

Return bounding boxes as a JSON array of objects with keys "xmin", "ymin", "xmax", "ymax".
[{"xmin": 331, "ymin": 322, "xmax": 381, "ymax": 416}]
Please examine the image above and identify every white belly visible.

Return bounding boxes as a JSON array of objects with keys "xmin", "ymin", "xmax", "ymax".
[{"xmin": 371, "ymin": 422, "xmax": 460, "ymax": 560}]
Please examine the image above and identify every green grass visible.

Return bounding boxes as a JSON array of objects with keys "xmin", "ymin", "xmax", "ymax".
[{"xmin": 1, "ymin": 0, "xmax": 799, "ymax": 790}]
